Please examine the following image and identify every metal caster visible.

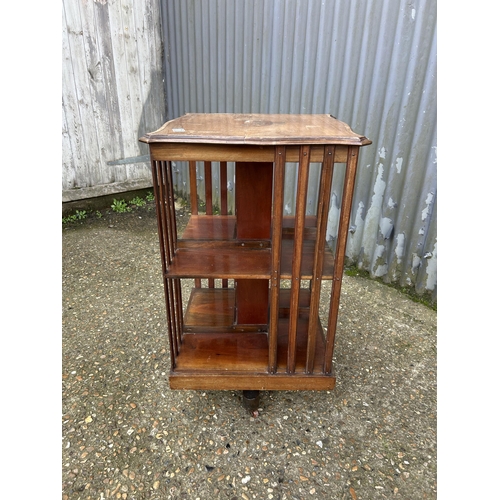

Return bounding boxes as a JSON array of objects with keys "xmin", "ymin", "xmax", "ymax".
[{"xmin": 242, "ymin": 390, "xmax": 260, "ymax": 416}]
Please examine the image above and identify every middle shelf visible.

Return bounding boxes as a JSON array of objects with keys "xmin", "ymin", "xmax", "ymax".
[{"xmin": 167, "ymin": 215, "xmax": 335, "ymax": 280}]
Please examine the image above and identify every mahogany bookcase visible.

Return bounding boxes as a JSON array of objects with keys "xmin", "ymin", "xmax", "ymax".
[{"xmin": 140, "ymin": 114, "xmax": 371, "ymax": 401}]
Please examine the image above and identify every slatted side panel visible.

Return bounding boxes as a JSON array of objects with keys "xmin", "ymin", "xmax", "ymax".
[{"xmin": 161, "ymin": 0, "xmax": 437, "ymax": 301}]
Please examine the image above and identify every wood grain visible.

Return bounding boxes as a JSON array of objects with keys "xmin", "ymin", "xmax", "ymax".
[
  {"xmin": 149, "ymin": 142, "xmax": 349, "ymax": 162},
  {"xmin": 140, "ymin": 114, "xmax": 371, "ymax": 146},
  {"xmin": 142, "ymin": 114, "xmax": 370, "ymax": 392}
]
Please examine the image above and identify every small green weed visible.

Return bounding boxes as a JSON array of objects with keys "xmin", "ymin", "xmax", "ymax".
[
  {"xmin": 62, "ymin": 214, "xmax": 77, "ymax": 224},
  {"xmin": 130, "ymin": 196, "xmax": 146, "ymax": 207},
  {"xmin": 111, "ymin": 199, "xmax": 131, "ymax": 213},
  {"xmin": 145, "ymin": 191, "xmax": 155, "ymax": 202},
  {"xmin": 95, "ymin": 211, "xmax": 102, "ymax": 219},
  {"xmin": 62, "ymin": 210, "xmax": 87, "ymax": 224}
]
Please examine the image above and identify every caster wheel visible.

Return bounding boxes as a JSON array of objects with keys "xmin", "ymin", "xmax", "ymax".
[{"xmin": 242, "ymin": 390, "xmax": 260, "ymax": 415}]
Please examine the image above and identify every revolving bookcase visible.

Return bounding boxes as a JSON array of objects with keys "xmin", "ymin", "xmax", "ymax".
[{"xmin": 139, "ymin": 113, "xmax": 371, "ymax": 399}]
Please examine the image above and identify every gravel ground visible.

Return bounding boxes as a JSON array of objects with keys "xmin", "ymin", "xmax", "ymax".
[{"xmin": 62, "ymin": 201, "xmax": 437, "ymax": 499}]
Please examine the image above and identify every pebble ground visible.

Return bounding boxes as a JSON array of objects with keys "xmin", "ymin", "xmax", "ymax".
[{"xmin": 62, "ymin": 200, "xmax": 437, "ymax": 499}]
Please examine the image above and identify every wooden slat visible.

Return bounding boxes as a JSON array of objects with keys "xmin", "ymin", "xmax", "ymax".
[
  {"xmin": 204, "ymin": 161, "xmax": 213, "ymax": 215},
  {"xmin": 189, "ymin": 161, "xmax": 198, "ymax": 215},
  {"xmin": 162, "ymin": 161, "xmax": 182, "ymax": 355},
  {"xmin": 166, "ymin": 161, "xmax": 178, "ymax": 260},
  {"xmin": 151, "ymin": 161, "xmax": 177, "ymax": 367},
  {"xmin": 220, "ymin": 161, "xmax": 228, "ymax": 214},
  {"xmin": 287, "ymin": 145, "xmax": 311, "ymax": 374},
  {"xmin": 220, "ymin": 161, "xmax": 229, "ymax": 288},
  {"xmin": 203, "ymin": 161, "xmax": 215, "ymax": 287},
  {"xmin": 277, "ymin": 317, "xmax": 326, "ymax": 374},
  {"xmin": 305, "ymin": 146, "xmax": 335, "ymax": 373},
  {"xmin": 324, "ymin": 146, "xmax": 360, "ymax": 374},
  {"xmin": 269, "ymin": 146, "xmax": 285, "ymax": 373},
  {"xmin": 166, "ymin": 161, "xmax": 183, "ymax": 350},
  {"xmin": 188, "ymin": 161, "xmax": 201, "ymax": 287}
]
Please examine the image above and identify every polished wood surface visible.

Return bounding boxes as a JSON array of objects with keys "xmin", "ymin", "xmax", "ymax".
[
  {"xmin": 183, "ymin": 288, "xmax": 235, "ymax": 331},
  {"xmin": 180, "ymin": 215, "xmax": 237, "ymax": 240},
  {"xmin": 140, "ymin": 113, "xmax": 371, "ymax": 146},
  {"xmin": 235, "ymin": 162, "xmax": 273, "ymax": 239},
  {"xmin": 268, "ymin": 146, "xmax": 286, "ymax": 373},
  {"xmin": 174, "ymin": 332, "xmax": 269, "ymax": 372},
  {"xmin": 149, "ymin": 142, "xmax": 349, "ymax": 163},
  {"xmin": 173, "ymin": 317, "xmax": 326, "ymax": 374},
  {"xmin": 144, "ymin": 114, "xmax": 371, "ymax": 392},
  {"xmin": 235, "ymin": 279, "xmax": 269, "ymax": 325},
  {"xmin": 166, "ymin": 247, "xmax": 271, "ymax": 279},
  {"xmin": 169, "ymin": 372, "xmax": 335, "ymax": 391},
  {"xmin": 165, "ymin": 240, "xmax": 335, "ymax": 280},
  {"xmin": 234, "ymin": 162, "xmax": 273, "ymax": 324}
]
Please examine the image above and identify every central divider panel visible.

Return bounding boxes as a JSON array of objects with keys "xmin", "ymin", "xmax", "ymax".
[{"xmin": 234, "ymin": 162, "xmax": 274, "ymax": 326}]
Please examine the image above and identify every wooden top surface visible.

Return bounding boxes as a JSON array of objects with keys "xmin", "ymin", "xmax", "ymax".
[{"xmin": 139, "ymin": 113, "xmax": 371, "ymax": 146}]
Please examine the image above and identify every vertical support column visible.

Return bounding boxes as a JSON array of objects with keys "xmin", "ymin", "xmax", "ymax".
[
  {"xmin": 305, "ymin": 146, "xmax": 335, "ymax": 374},
  {"xmin": 152, "ymin": 160, "xmax": 178, "ymax": 367},
  {"xmin": 204, "ymin": 161, "xmax": 213, "ymax": 215},
  {"xmin": 189, "ymin": 161, "xmax": 201, "ymax": 289},
  {"xmin": 204, "ymin": 161, "xmax": 215, "ymax": 288},
  {"xmin": 269, "ymin": 146, "xmax": 285, "ymax": 373},
  {"xmin": 189, "ymin": 161, "xmax": 198, "ymax": 215},
  {"xmin": 324, "ymin": 146, "xmax": 360, "ymax": 374},
  {"xmin": 287, "ymin": 146, "xmax": 311, "ymax": 374},
  {"xmin": 220, "ymin": 161, "xmax": 229, "ymax": 289},
  {"xmin": 220, "ymin": 161, "xmax": 228, "ymax": 215}
]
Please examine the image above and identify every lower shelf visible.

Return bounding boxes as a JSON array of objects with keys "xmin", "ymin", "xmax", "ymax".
[{"xmin": 171, "ymin": 309, "xmax": 333, "ymax": 390}]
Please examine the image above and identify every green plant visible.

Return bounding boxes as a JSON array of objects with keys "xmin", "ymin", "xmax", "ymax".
[
  {"xmin": 145, "ymin": 191, "xmax": 155, "ymax": 202},
  {"xmin": 62, "ymin": 214, "xmax": 77, "ymax": 224},
  {"xmin": 344, "ymin": 264, "xmax": 436, "ymax": 310},
  {"xmin": 111, "ymin": 199, "xmax": 131, "ymax": 213},
  {"xmin": 130, "ymin": 196, "xmax": 146, "ymax": 207},
  {"xmin": 62, "ymin": 210, "xmax": 87, "ymax": 224},
  {"xmin": 95, "ymin": 211, "xmax": 102, "ymax": 218}
]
